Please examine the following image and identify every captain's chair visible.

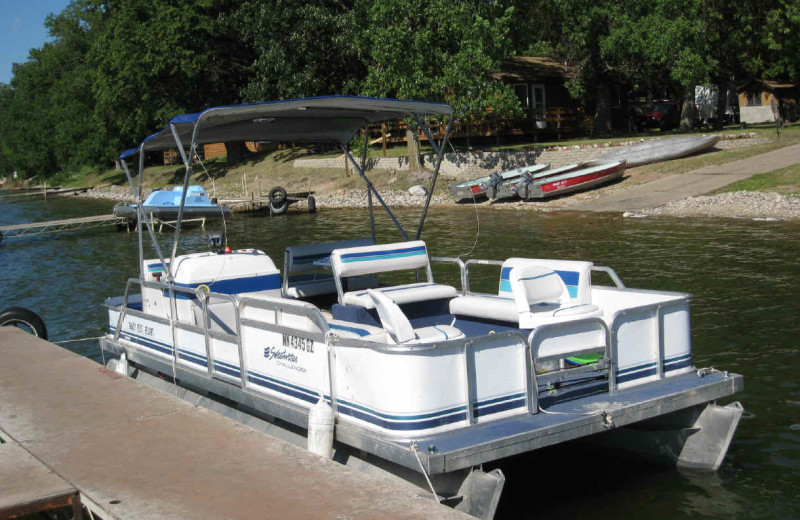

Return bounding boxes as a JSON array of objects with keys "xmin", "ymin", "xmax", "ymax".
[
  {"xmin": 510, "ymin": 265, "xmax": 602, "ymax": 329},
  {"xmin": 367, "ymin": 289, "xmax": 464, "ymax": 344}
]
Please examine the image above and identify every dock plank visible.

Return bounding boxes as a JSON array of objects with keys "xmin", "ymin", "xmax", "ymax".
[
  {"xmin": 0, "ymin": 328, "xmax": 467, "ymax": 520},
  {"xmin": 0, "ymin": 442, "xmax": 79, "ymax": 519}
]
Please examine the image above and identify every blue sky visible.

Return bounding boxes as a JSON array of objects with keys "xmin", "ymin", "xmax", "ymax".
[{"xmin": 1, "ymin": 0, "xmax": 73, "ymax": 84}]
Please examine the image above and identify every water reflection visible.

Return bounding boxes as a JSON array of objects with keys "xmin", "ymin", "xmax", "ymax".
[{"xmin": 1, "ymin": 198, "xmax": 798, "ymax": 518}]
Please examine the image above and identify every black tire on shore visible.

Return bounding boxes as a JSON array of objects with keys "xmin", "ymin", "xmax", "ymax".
[
  {"xmin": 0, "ymin": 307, "xmax": 48, "ymax": 339},
  {"xmin": 268, "ymin": 186, "xmax": 287, "ymax": 205},
  {"xmin": 269, "ymin": 199, "xmax": 289, "ymax": 215},
  {"xmin": 307, "ymin": 196, "xmax": 317, "ymax": 214},
  {"xmin": 0, "ymin": 230, "xmax": 3, "ymax": 244}
]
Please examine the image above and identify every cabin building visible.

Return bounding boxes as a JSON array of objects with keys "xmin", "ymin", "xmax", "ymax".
[{"xmin": 737, "ymin": 80, "xmax": 799, "ymax": 124}]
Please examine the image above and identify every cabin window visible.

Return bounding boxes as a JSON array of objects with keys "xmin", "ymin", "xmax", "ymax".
[
  {"xmin": 746, "ymin": 90, "xmax": 762, "ymax": 106},
  {"xmin": 514, "ymin": 84, "xmax": 529, "ymax": 110},
  {"xmin": 530, "ymin": 84, "xmax": 545, "ymax": 118}
]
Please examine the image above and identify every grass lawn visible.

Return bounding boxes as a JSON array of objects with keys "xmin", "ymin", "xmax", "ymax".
[{"xmin": 716, "ymin": 162, "xmax": 800, "ymax": 197}]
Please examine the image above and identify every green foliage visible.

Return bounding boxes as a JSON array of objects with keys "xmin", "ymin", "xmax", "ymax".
[
  {"xmin": 230, "ymin": 1, "xmax": 364, "ymax": 101},
  {"xmin": 1, "ymin": 0, "xmax": 799, "ymax": 180},
  {"xmin": 89, "ymin": 0, "xmax": 247, "ymax": 158},
  {"xmin": 358, "ymin": 0, "xmax": 520, "ymax": 119}
]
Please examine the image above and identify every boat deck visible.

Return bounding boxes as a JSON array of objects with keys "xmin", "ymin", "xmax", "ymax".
[{"xmin": 0, "ymin": 328, "xmax": 469, "ymax": 520}]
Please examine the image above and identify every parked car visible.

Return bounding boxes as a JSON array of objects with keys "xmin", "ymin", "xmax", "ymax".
[{"xmin": 644, "ymin": 101, "xmax": 681, "ymax": 130}]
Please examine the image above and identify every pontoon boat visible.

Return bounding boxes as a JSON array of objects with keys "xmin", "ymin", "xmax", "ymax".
[{"xmin": 102, "ymin": 96, "xmax": 743, "ymax": 520}]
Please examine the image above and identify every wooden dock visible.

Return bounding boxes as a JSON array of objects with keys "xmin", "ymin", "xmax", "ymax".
[
  {"xmin": 0, "ymin": 214, "xmax": 129, "ymax": 242},
  {"xmin": 0, "ymin": 327, "xmax": 467, "ymax": 520}
]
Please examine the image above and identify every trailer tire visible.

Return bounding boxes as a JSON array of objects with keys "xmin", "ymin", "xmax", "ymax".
[
  {"xmin": 269, "ymin": 199, "xmax": 289, "ymax": 215},
  {"xmin": 268, "ymin": 186, "xmax": 287, "ymax": 205},
  {"xmin": 307, "ymin": 196, "xmax": 316, "ymax": 214},
  {"xmin": 0, "ymin": 307, "xmax": 47, "ymax": 339}
]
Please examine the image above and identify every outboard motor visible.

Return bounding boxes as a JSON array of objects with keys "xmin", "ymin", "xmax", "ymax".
[
  {"xmin": 208, "ymin": 232, "xmax": 225, "ymax": 254},
  {"xmin": 479, "ymin": 171, "xmax": 504, "ymax": 199},
  {"xmin": 511, "ymin": 171, "xmax": 535, "ymax": 198}
]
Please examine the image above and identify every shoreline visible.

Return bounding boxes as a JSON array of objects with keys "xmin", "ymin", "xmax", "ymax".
[{"xmin": 74, "ymin": 183, "xmax": 800, "ymax": 221}]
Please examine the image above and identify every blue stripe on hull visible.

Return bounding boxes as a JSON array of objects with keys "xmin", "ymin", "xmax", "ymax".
[{"xmin": 110, "ymin": 327, "xmax": 537, "ymax": 431}]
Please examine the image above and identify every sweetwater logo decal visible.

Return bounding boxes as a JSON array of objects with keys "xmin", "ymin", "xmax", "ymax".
[{"xmin": 262, "ymin": 334, "xmax": 314, "ymax": 373}]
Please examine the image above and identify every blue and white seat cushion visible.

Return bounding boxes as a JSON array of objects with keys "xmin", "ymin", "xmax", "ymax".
[
  {"xmin": 449, "ymin": 258, "xmax": 602, "ymax": 327},
  {"xmin": 510, "ymin": 265, "xmax": 602, "ymax": 329},
  {"xmin": 283, "ymin": 238, "xmax": 376, "ymax": 299},
  {"xmin": 367, "ymin": 289, "xmax": 464, "ymax": 344},
  {"xmin": 342, "ymin": 283, "xmax": 457, "ymax": 309},
  {"xmin": 331, "ymin": 240, "xmax": 457, "ymax": 309},
  {"xmin": 326, "ymin": 319, "xmax": 387, "ymax": 342}
]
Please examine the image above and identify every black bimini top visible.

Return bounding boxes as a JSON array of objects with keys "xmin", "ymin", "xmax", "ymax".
[{"xmin": 119, "ymin": 95, "xmax": 454, "ymax": 159}]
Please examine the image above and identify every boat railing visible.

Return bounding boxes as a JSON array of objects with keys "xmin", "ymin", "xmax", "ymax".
[
  {"xmin": 214, "ymin": 296, "xmax": 327, "ymax": 395},
  {"xmin": 591, "ymin": 266, "xmax": 626, "ymax": 288},
  {"xmin": 430, "ymin": 256, "xmax": 466, "ymax": 293},
  {"xmin": 608, "ymin": 297, "xmax": 692, "ymax": 384},
  {"xmin": 332, "ymin": 330, "xmax": 532, "ymax": 426},
  {"xmin": 462, "ymin": 258, "xmax": 505, "ymax": 294},
  {"xmin": 527, "ymin": 317, "xmax": 614, "ymax": 408}
]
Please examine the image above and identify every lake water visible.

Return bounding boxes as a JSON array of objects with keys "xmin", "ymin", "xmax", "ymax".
[{"xmin": 1, "ymin": 195, "xmax": 798, "ymax": 518}]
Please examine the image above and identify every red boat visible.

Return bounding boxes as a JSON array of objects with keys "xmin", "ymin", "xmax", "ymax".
[{"xmin": 515, "ymin": 160, "xmax": 626, "ymax": 199}]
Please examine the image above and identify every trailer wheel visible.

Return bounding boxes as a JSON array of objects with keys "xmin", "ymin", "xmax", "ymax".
[
  {"xmin": 268, "ymin": 186, "xmax": 287, "ymax": 205},
  {"xmin": 0, "ymin": 307, "xmax": 47, "ymax": 339},
  {"xmin": 269, "ymin": 199, "xmax": 289, "ymax": 215},
  {"xmin": 307, "ymin": 196, "xmax": 317, "ymax": 214}
]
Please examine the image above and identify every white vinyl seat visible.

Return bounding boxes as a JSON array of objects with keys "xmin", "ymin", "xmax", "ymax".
[
  {"xmin": 510, "ymin": 265, "xmax": 601, "ymax": 329},
  {"xmin": 367, "ymin": 289, "xmax": 464, "ymax": 344},
  {"xmin": 330, "ymin": 240, "xmax": 457, "ymax": 309}
]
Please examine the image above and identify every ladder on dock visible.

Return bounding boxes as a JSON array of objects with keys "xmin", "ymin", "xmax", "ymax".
[{"xmin": 0, "ymin": 214, "xmax": 128, "ymax": 243}]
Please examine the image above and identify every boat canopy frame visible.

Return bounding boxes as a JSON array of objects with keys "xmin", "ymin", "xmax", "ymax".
[{"xmin": 117, "ymin": 95, "xmax": 455, "ymax": 285}]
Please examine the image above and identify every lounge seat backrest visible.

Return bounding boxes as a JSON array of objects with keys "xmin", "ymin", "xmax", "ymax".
[
  {"xmin": 283, "ymin": 238, "xmax": 375, "ymax": 298},
  {"xmin": 331, "ymin": 240, "xmax": 433, "ymax": 304},
  {"xmin": 499, "ymin": 258, "xmax": 594, "ymax": 304},
  {"xmin": 509, "ymin": 265, "xmax": 567, "ymax": 313}
]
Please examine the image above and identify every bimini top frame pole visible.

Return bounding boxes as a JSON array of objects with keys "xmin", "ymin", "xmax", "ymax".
[{"xmin": 117, "ymin": 95, "xmax": 454, "ymax": 251}]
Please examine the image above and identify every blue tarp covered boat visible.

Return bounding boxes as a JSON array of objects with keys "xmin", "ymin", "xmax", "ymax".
[{"xmin": 113, "ymin": 185, "xmax": 230, "ymax": 220}]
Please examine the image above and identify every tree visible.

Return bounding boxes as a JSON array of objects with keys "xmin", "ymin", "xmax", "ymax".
[
  {"xmin": 88, "ymin": 0, "xmax": 248, "ymax": 158},
  {"xmin": 357, "ymin": 0, "xmax": 519, "ymax": 166},
  {"xmin": 0, "ymin": 1, "xmax": 103, "ymax": 178},
  {"xmin": 229, "ymin": 1, "xmax": 363, "ymax": 102}
]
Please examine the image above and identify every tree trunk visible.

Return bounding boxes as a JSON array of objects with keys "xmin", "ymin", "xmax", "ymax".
[
  {"xmin": 680, "ymin": 87, "xmax": 696, "ymax": 131},
  {"xmin": 406, "ymin": 127, "xmax": 422, "ymax": 171},
  {"xmin": 714, "ymin": 83, "xmax": 726, "ymax": 130},
  {"xmin": 225, "ymin": 141, "xmax": 248, "ymax": 166},
  {"xmin": 593, "ymin": 83, "xmax": 612, "ymax": 135}
]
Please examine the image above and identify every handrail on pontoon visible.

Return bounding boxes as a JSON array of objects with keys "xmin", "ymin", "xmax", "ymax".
[
  {"xmin": 462, "ymin": 258, "xmax": 505, "ymax": 294},
  {"xmin": 608, "ymin": 297, "xmax": 691, "ymax": 385},
  {"xmin": 429, "ymin": 256, "xmax": 466, "ymax": 294},
  {"xmin": 591, "ymin": 266, "xmax": 626, "ymax": 288},
  {"xmin": 527, "ymin": 317, "xmax": 614, "ymax": 411}
]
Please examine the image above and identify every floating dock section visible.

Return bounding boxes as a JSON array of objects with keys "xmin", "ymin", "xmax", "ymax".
[
  {"xmin": 0, "ymin": 214, "xmax": 128, "ymax": 242},
  {"xmin": 0, "ymin": 328, "xmax": 468, "ymax": 520}
]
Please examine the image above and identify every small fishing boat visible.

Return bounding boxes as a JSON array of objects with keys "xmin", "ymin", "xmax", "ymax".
[
  {"xmin": 102, "ymin": 96, "xmax": 742, "ymax": 520},
  {"xmin": 491, "ymin": 163, "xmax": 581, "ymax": 199},
  {"xmin": 113, "ymin": 185, "xmax": 230, "ymax": 220},
  {"xmin": 598, "ymin": 135, "xmax": 720, "ymax": 167},
  {"xmin": 493, "ymin": 160, "xmax": 626, "ymax": 200},
  {"xmin": 449, "ymin": 163, "xmax": 548, "ymax": 200}
]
